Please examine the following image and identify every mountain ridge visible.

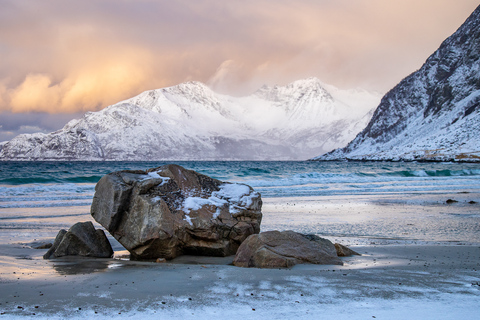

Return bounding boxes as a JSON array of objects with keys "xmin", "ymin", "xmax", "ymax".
[
  {"xmin": 0, "ymin": 78, "xmax": 380, "ymax": 161},
  {"xmin": 313, "ymin": 5, "xmax": 480, "ymax": 162}
]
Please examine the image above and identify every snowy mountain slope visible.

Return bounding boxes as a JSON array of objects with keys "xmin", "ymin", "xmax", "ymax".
[
  {"xmin": 0, "ymin": 78, "xmax": 380, "ymax": 161},
  {"xmin": 314, "ymin": 5, "xmax": 480, "ymax": 162}
]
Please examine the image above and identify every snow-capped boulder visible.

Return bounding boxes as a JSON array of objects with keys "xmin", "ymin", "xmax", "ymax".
[{"xmin": 91, "ymin": 164, "xmax": 262, "ymax": 260}]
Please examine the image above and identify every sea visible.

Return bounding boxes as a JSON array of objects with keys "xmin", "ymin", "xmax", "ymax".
[{"xmin": 1, "ymin": 161, "xmax": 479, "ymax": 247}]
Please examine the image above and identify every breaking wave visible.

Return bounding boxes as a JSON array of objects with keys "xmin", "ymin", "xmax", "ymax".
[{"xmin": 0, "ymin": 161, "xmax": 479, "ymax": 207}]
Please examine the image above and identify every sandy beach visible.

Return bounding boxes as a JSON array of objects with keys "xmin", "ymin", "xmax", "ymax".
[
  {"xmin": 1, "ymin": 0, "xmax": 480, "ymax": 317},
  {"xmin": 1, "ymin": 241, "xmax": 479, "ymax": 319},
  {"xmin": 1, "ymin": 161, "xmax": 479, "ymax": 319}
]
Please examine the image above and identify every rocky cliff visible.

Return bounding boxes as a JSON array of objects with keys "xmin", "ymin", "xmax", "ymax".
[{"xmin": 314, "ymin": 5, "xmax": 480, "ymax": 162}]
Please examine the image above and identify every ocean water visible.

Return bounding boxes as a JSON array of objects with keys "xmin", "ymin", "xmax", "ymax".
[{"xmin": 0, "ymin": 161, "xmax": 479, "ymax": 245}]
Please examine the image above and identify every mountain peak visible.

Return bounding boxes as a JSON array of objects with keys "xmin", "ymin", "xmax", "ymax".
[
  {"xmin": 0, "ymin": 77, "xmax": 380, "ymax": 161},
  {"xmin": 253, "ymin": 77, "xmax": 333, "ymax": 104},
  {"xmin": 164, "ymin": 81, "xmax": 214, "ymax": 96},
  {"xmin": 288, "ymin": 77, "xmax": 324, "ymax": 88},
  {"xmin": 314, "ymin": 5, "xmax": 480, "ymax": 162}
]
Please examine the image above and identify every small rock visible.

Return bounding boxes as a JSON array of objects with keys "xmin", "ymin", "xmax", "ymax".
[
  {"xmin": 43, "ymin": 221, "xmax": 113, "ymax": 259},
  {"xmin": 233, "ymin": 230, "xmax": 342, "ymax": 268},
  {"xmin": 33, "ymin": 243, "xmax": 53, "ymax": 249},
  {"xmin": 446, "ymin": 199, "xmax": 458, "ymax": 204},
  {"xmin": 335, "ymin": 243, "xmax": 361, "ymax": 257}
]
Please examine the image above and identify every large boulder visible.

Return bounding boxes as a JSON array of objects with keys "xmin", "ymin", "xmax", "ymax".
[
  {"xmin": 91, "ymin": 164, "xmax": 262, "ymax": 260},
  {"xmin": 233, "ymin": 230, "xmax": 343, "ymax": 268},
  {"xmin": 43, "ymin": 221, "xmax": 113, "ymax": 259}
]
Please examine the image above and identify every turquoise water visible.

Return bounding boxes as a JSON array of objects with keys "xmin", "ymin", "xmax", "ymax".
[
  {"xmin": 0, "ymin": 161, "xmax": 479, "ymax": 208},
  {"xmin": 0, "ymin": 161, "xmax": 479, "ymax": 244}
]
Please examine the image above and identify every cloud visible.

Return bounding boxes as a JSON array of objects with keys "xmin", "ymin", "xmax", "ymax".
[
  {"xmin": 0, "ymin": 111, "xmax": 82, "ymax": 131},
  {"xmin": 3, "ymin": 31, "xmax": 159, "ymax": 113},
  {"xmin": 0, "ymin": 111, "xmax": 83, "ymax": 142},
  {"xmin": 0, "ymin": 0, "xmax": 478, "ymax": 116},
  {"xmin": 0, "ymin": 82, "xmax": 6, "ymax": 107},
  {"xmin": 6, "ymin": 63, "xmax": 150, "ymax": 113}
]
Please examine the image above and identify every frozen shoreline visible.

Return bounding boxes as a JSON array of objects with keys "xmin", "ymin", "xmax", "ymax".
[
  {"xmin": 0, "ymin": 243, "xmax": 479, "ymax": 319},
  {"xmin": 1, "ymin": 190, "xmax": 479, "ymax": 318}
]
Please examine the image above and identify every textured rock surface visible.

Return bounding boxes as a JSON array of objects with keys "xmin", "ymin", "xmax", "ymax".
[
  {"xmin": 315, "ymin": 5, "xmax": 480, "ymax": 162},
  {"xmin": 233, "ymin": 230, "xmax": 342, "ymax": 268},
  {"xmin": 43, "ymin": 221, "xmax": 113, "ymax": 259},
  {"xmin": 91, "ymin": 164, "xmax": 262, "ymax": 260},
  {"xmin": 335, "ymin": 243, "xmax": 361, "ymax": 257}
]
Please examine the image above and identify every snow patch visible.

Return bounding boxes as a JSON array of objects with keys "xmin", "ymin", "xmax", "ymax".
[
  {"xmin": 140, "ymin": 171, "xmax": 170, "ymax": 186},
  {"xmin": 183, "ymin": 196, "xmax": 226, "ymax": 212},
  {"xmin": 183, "ymin": 214, "xmax": 193, "ymax": 226},
  {"xmin": 182, "ymin": 183, "xmax": 257, "ymax": 217}
]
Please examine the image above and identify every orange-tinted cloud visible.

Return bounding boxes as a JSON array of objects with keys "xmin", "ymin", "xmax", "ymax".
[
  {"xmin": 0, "ymin": 0, "xmax": 478, "ymax": 114},
  {"xmin": 7, "ymin": 45, "xmax": 156, "ymax": 113}
]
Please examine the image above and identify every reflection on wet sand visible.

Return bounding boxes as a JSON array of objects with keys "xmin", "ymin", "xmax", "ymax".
[
  {"xmin": 51, "ymin": 252, "xmax": 236, "ymax": 275},
  {"xmin": 52, "ymin": 257, "xmax": 115, "ymax": 275}
]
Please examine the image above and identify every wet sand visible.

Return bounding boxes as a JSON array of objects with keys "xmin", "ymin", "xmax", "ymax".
[
  {"xmin": 0, "ymin": 242, "xmax": 479, "ymax": 319},
  {"xmin": 1, "ymin": 193, "xmax": 479, "ymax": 319}
]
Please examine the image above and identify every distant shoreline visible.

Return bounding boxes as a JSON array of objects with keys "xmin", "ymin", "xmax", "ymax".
[{"xmin": 1, "ymin": 158, "xmax": 480, "ymax": 163}]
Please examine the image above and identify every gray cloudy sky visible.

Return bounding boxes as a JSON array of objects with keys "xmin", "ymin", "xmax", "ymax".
[{"xmin": 0, "ymin": 0, "xmax": 478, "ymax": 141}]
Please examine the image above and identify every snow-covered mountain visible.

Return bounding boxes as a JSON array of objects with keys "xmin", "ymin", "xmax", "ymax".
[
  {"xmin": 0, "ymin": 78, "xmax": 380, "ymax": 161},
  {"xmin": 314, "ymin": 5, "xmax": 480, "ymax": 162}
]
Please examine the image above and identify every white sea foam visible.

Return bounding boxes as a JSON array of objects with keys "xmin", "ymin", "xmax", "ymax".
[
  {"xmin": 1, "ymin": 165, "xmax": 480, "ymax": 208},
  {"xmin": 0, "ymin": 183, "xmax": 95, "ymax": 208},
  {"xmin": 0, "ymin": 161, "xmax": 479, "ymax": 243}
]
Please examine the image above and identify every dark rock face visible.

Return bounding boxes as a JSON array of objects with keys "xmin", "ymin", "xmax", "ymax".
[
  {"xmin": 316, "ymin": 5, "xmax": 480, "ymax": 161},
  {"xmin": 233, "ymin": 230, "xmax": 343, "ymax": 268},
  {"xmin": 32, "ymin": 243, "xmax": 53, "ymax": 249},
  {"xmin": 43, "ymin": 222, "xmax": 113, "ymax": 259},
  {"xmin": 91, "ymin": 164, "xmax": 262, "ymax": 260},
  {"xmin": 334, "ymin": 243, "xmax": 361, "ymax": 257}
]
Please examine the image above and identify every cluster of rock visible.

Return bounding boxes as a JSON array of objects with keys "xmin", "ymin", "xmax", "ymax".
[{"xmin": 43, "ymin": 164, "xmax": 359, "ymax": 268}]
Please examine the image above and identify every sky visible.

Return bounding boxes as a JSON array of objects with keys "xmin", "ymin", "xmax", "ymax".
[{"xmin": 0, "ymin": 0, "xmax": 478, "ymax": 142}]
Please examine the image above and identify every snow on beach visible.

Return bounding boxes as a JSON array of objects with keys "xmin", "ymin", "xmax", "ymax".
[
  {"xmin": 0, "ymin": 161, "xmax": 479, "ymax": 318},
  {"xmin": 0, "ymin": 244, "xmax": 479, "ymax": 319}
]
